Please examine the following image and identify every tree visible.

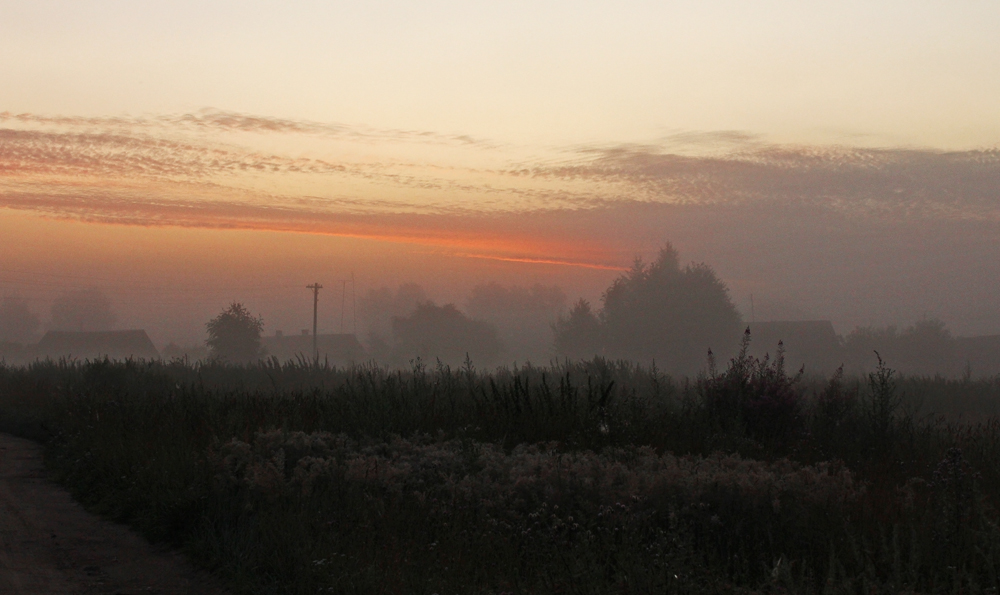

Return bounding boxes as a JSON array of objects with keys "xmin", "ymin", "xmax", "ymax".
[
  {"xmin": 842, "ymin": 318, "xmax": 958, "ymax": 376},
  {"xmin": 467, "ymin": 283, "xmax": 567, "ymax": 362},
  {"xmin": 392, "ymin": 302, "xmax": 503, "ymax": 367},
  {"xmin": 0, "ymin": 294, "xmax": 41, "ymax": 344},
  {"xmin": 602, "ymin": 245, "xmax": 742, "ymax": 373},
  {"xmin": 206, "ymin": 302, "xmax": 264, "ymax": 363},
  {"xmin": 554, "ymin": 244, "xmax": 743, "ymax": 375},
  {"xmin": 358, "ymin": 283, "xmax": 428, "ymax": 357},
  {"xmin": 552, "ymin": 299, "xmax": 602, "ymax": 361},
  {"xmin": 50, "ymin": 289, "xmax": 116, "ymax": 331}
]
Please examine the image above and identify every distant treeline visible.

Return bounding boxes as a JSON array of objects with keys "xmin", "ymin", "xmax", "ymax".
[{"xmin": 4, "ymin": 245, "xmax": 998, "ymax": 378}]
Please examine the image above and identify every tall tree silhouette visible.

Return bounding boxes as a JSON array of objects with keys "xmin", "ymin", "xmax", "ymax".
[
  {"xmin": 552, "ymin": 299, "xmax": 602, "ymax": 361},
  {"xmin": 602, "ymin": 245, "xmax": 742, "ymax": 373},
  {"xmin": 554, "ymin": 244, "xmax": 742, "ymax": 374},
  {"xmin": 206, "ymin": 302, "xmax": 264, "ymax": 363}
]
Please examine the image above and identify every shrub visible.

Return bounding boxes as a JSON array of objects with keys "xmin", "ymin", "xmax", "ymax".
[
  {"xmin": 699, "ymin": 329, "xmax": 805, "ymax": 446},
  {"xmin": 207, "ymin": 430, "xmax": 861, "ymax": 590},
  {"xmin": 866, "ymin": 351, "xmax": 902, "ymax": 441},
  {"xmin": 4, "ymin": 356, "xmax": 1000, "ymax": 593}
]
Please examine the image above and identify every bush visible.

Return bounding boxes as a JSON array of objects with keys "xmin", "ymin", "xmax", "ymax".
[
  {"xmin": 866, "ymin": 350, "xmax": 902, "ymax": 441},
  {"xmin": 3, "ymin": 356, "xmax": 1000, "ymax": 593},
  {"xmin": 699, "ymin": 329, "xmax": 805, "ymax": 446},
  {"xmin": 207, "ymin": 430, "xmax": 860, "ymax": 591}
]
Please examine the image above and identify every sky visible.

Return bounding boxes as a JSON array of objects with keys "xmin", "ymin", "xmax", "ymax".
[{"xmin": 1, "ymin": 1, "xmax": 999, "ymax": 347}]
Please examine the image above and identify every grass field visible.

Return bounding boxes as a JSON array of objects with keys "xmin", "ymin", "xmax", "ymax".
[{"xmin": 2, "ymin": 344, "xmax": 1000, "ymax": 594}]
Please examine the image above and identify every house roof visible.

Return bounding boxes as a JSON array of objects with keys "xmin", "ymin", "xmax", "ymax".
[{"xmin": 35, "ymin": 330, "xmax": 160, "ymax": 361}]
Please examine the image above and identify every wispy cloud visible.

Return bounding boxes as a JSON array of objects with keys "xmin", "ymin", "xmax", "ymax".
[
  {"xmin": 0, "ymin": 185, "xmax": 627, "ymax": 270},
  {"xmin": 527, "ymin": 143, "xmax": 1000, "ymax": 219},
  {"xmin": 0, "ymin": 118, "xmax": 610, "ymax": 214},
  {"xmin": 0, "ymin": 109, "xmax": 494, "ymax": 148},
  {"xmin": 3, "ymin": 109, "xmax": 1000, "ymax": 271},
  {"xmin": 0, "ymin": 127, "xmax": 350, "ymax": 180}
]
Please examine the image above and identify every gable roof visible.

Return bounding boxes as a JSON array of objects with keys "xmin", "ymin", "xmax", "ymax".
[{"xmin": 35, "ymin": 330, "xmax": 160, "ymax": 361}]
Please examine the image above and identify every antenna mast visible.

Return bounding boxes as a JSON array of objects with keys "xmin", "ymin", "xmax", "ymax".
[
  {"xmin": 340, "ymin": 279, "xmax": 347, "ymax": 333},
  {"xmin": 306, "ymin": 283, "xmax": 323, "ymax": 359}
]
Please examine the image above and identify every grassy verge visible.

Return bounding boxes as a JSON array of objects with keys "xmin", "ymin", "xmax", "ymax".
[{"xmin": 1, "ymin": 351, "xmax": 999, "ymax": 593}]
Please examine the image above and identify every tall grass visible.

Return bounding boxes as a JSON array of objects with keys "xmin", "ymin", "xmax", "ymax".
[{"xmin": 1, "ymin": 353, "xmax": 1000, "ymax": 594}]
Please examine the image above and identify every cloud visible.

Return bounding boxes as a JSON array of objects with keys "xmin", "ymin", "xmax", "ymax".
[
  {"xmin": 0, "ymin": 109, "xmax": 494, "ymax": 148},
  {"xmin": 3, "ymin": 109, "xmax": 1000, "ymax": 275},
  {"xmin": 528, "ymin": 143, "xmax": 1000, "ymax": 219},
  {"xmin": 0, "ymin": 127, "xmax": 351, "ymax": 179},
  {"xmin": 6, "ymin": 110, "xmax": 999, "ymax": 219},
  {"xmin": 0, "ymin": 185, "xmax": 627, "ymax": 270},
  {"xmin": 0, "ymin": 122, "xmax": 614, "ymax": 215}
]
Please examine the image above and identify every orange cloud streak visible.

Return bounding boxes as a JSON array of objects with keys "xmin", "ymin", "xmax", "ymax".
[
  {"xmin": 6, "ymin": 108, "xmax": 1000, "ymax": 283},
  {"xmin": 450, "ymin": 252, "xmax": 628, "ymax": 271},
  {"xmin": 0, "ymin": 186, "xmax": 628, "ymax": 271}
]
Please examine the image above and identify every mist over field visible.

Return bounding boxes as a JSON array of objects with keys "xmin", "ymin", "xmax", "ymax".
[
  {"xmin": 5, "ymin": 3, "xmax": 1000, "ymax": 593},
  {"xmin": 3, "ymin": 137, "xmax": 1000, "ymax": 377},
  {"xmin": 4, "ymin": 129, "xmax": 1000, "ymax": 380},
  {"xmin": 2, "ymin": 214, "xmax": 999, "ymax": 378},
  {"xmin": 3, "ymin": 0, "xmax": 1000, "ymax": 375}
]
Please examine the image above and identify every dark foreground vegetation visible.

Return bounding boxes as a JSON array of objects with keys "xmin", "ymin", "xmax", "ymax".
[{"xmin": 2, "ymin": 341, "xmax": 1000, "ymax": 594}]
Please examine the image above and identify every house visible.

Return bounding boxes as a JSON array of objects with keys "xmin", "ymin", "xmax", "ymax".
[
  {"xmin": 34, "ymin": 330, "xmax": 160, "ymax": 361},
  {"xmin": 262, "ymin": 330, "xmax": 365, "ymax": 365},
  {"xmin": 745, "ymin": 321, "xmax": 843, "ymax": 375}
]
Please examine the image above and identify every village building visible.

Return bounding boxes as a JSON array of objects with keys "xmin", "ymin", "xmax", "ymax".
[{"xmin": 33, "ymin": 330, "xmax": 161, "ymax": 361}]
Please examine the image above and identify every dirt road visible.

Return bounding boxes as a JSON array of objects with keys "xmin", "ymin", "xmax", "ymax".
[{"xmin": 0, "ymin": 433, "xmax": 231, "ymax": 595}]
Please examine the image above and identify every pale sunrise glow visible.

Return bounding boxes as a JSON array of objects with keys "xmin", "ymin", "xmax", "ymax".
[
  {"xmin": 7, "ymin": 6, "xmax": 1000, "ymax": 593},
  {"xmin": 1, "ymin": 1, "xmax": 999, "ymax": 346}
]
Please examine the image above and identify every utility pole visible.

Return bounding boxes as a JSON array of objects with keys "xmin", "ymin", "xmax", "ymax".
[{"xmin": 306, "ymin": 283, "xmax": 323, "ymax": 359}]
